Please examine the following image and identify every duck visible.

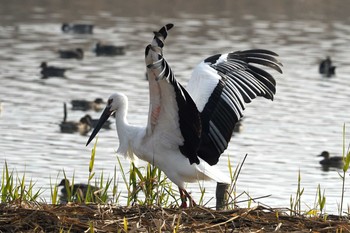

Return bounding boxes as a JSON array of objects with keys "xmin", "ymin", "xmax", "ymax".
[
  {"xmin": 318, "ymin": 151, "xmax": 343, "ymax": 168},
  {"xmin": 57, "ymin": 179, "xmax": 101, "ymax": 204},
  {"xmin": 40, "ymin": 62, "xmax": 67, "ymax": 79},
  {"xmin": 59, "ymin": 103, "xmax": 92, "ymax": 135},
  {"xmin": 319, "ymin": 56, "xmax": 336, "ymax": 77},
  {"xmin": 83, "ymin": 114, "xmax": 112, "ymax": 130},
  {"xmin": 94, "ymin": 42, "xmax": 125, "ymax": 56},
  {"xmin": 58, "ymin": 48, "xmax": 84, "ymax": 60},
  {"xmin": 61, "ymin": 23, "xmax": 93, "ymax": 34},
  {"xmin": 71, "ymin": 98, "xmax": 105, "ymax": 111}
]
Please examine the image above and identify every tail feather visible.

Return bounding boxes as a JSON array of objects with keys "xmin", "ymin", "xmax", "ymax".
[{"xmin": 196, "ymin": 159, "xmax": 231, "ymax": 184}]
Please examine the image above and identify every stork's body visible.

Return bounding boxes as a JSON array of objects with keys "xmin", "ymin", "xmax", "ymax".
[
  {"xmin": 87, "ymin": 24, "xmax": 283, "ymax": 206},
  {"xmin": 98, "ymin": 94, "xmax": 224, "ymax": 189}
]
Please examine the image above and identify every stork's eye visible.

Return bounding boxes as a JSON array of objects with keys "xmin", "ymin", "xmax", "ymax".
[{"xmin": 108, "ymin": 98, "xmax": 113, "ymax": 105}]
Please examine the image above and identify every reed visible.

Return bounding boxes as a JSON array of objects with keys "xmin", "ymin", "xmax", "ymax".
[
  {"xmin": 306, "ymin": 183, "xmax": 327, "ymax": 218},
  {"xmin": 339, "ymin": 123, "xmax": 350, "ymax": 216},
  {"xmin": 290, "ymin": 169, "xmax": 304, "ymax": 215},
  {"xmin": 225, "ymin": 154, "xmax": 247, "ymax": 209},
  {"xmin": 0, "ymin": 162, "xmax": 41, "ymax": 203},
  {"xmin": 118, "ymin": 160, "xmax": 176, "ymax": 206},
  {"xmin": 112, "ymin": 165, "xmax": 121, "ymax": 203},
  {"xmin": 317, "ymin": 184, "xmax": 326, "ymax": 216},
  {"xmin": 50, "ymin": 173, "xmax": 60, "ymax": 205}
]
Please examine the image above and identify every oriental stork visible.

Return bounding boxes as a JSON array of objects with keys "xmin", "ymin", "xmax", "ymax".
[{"xmin": 86, "ymin": 24, "xmax": 283, "ymax": 207}]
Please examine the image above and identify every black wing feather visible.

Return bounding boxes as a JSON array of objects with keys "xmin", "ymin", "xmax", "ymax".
[{"xmin": 197, "ymin": 49, "xmax": 282, "ymax": 165}]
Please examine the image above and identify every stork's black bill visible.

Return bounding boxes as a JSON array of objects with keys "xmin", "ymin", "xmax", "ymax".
[{"xmin": 86, "ymin": 106, "xmax": 112, "ymax": 146}]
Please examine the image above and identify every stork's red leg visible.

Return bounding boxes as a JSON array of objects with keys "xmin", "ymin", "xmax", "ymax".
[
  {"xmin": 179, "ymin": 188, "xmax": 196, "ymax": 208},
  {"xmin": 179, "ymin": 188, "xmax": 187, "ymax": 208}
]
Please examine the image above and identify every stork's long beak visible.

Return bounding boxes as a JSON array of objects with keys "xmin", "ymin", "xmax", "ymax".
[{"xmin": 86, "ymin": 106, "xmax": 112, "ymax": 146}]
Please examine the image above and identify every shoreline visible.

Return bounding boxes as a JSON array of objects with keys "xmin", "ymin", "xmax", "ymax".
[{"xmin": 0, "ymin": 202, "xmax": 349, "ymax": 232}]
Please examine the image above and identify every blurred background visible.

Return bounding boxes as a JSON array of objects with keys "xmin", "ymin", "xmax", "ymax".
[{"xmin": 0, "ymin": 0, "xmax": 349, "ymax": 213}]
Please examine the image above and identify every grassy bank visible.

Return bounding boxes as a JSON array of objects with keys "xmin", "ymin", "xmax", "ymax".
[
  {"xmin": 1, "ymin": 131, "xmax": 350, "ymax": 232},
  {"xmin": 1, "ymin": 203, "xmax": 349, "ymax": 232}
]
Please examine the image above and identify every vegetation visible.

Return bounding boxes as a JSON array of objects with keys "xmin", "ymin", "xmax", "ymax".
[
  {"xmin": 0, "ymin": 132, "xmax": 350, "ymax": 232},
  {"xmin": 340, "ymin": 123, "xmax": 350, "ymax": 216}
]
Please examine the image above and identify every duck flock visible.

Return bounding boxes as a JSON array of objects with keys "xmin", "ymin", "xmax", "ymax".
[
  {"xmin": 37, "ymin": 23, "xmax": 128, "ymax": 139},
  {"xmin": 39, "ymin": 23, "xmax": 338, "ymax": 138}
]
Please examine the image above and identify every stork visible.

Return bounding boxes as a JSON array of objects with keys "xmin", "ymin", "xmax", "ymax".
[{"xmin": 86, "ymin": 24, "xmax": 283, "ymax": 207}]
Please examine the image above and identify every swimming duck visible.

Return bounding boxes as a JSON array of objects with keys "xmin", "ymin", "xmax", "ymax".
[
  {"xmin": 94, "ymin": 42, "xmax": 125, "ymax": 56},
  {"xmin": 318, "ymin": 151, "xmax": 343, "ymax": 168},
  {"xmin": 58, "ymin": 48, "xmax": 84, "ymax": 60},
  {"xmin": 40, "ymin": 62, "xmax": 67, "ymax": 79},
  {"xmin": 59, "ymin": 103, "xmax": 92, "ymax": 135},
  {"xmin": 71, "ymin": 98, "xmax": 105, "ymax": 111},
  {"xmin": 83, "ymin": 114, "xmax": 112, "ymax": 130},
  {"xmin": 319, "ymin": 56, "xmax": 336, "ymax": 77},
  {"xmin": 61, "ymin": 23, "xmax": 93, "ymax": 34}
]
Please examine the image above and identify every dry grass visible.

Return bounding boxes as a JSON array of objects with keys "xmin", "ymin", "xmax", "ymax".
[{"xmin": 0, "ymin": 202, "xmax": 349, "ymax": 232}]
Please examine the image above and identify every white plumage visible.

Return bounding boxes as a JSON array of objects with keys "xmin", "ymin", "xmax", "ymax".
[{"xmin": 87, "ymin": 24, "xmax": 283, "ymax": 206}]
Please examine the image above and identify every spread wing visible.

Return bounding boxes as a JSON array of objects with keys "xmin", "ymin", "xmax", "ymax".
[
  {"xmin": 145, "ymin": 24, "xmax": 283, "ymax": 166},
  {"xmin": 145, "ymin": 24, "xmax": 201, "ymax": 164},
  {"xmin": 186, "ymin": 49, "xmax": 283, "ymax": 165}
]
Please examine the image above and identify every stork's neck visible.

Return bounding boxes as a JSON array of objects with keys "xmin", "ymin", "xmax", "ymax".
[{"xmin": 114, "ymin": 104, "xmax": 139, "ymax": 161}]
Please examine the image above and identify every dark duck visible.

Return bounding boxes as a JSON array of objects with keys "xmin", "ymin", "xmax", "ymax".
[
  {"xmin": 61, "ymin": 23, "xmax": 93, "ymax": 34},
  {"xmin": 318, "ymin": 151, "xmax": 343, "ymax": 169},
  {"xmin": 58, "ymin": 48, "xmax": 84, "ymax": 60},
  {"xmin": 58, "ymin": 179, "xmax": 101, "ymax": 203},
  {"xmin": 40, "ymin": 62, "xmax": 67, "ymax": 79},
  {"xmin": 319, "ymin": 56, "xmax": 336, "ymax": 77},
  {"xmin": 71, "ymin": 98, "xmax": 105, "ymax": 111},
  {"xmin": 94, "ymin": 42, "xmax": 126, "ymax": 56}
]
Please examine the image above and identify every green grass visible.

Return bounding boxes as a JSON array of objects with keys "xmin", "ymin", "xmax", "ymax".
[
  {"xmin": 0, "ymin": 129, "xmax": 349, "ymax": 219},
  {"xmin": 290, "ymin": 169, "xmax": 304, "ymax": 215},
  {"xmin": 1, "ymin": 161, "xmax": 42, "ymax": 203},
  {"xmin": 118, "ymin": 158, "xmax": 177, "ymax": 207},
  {"xmin": 339, "ymin": 123, "xmax": 350, "ymax": 216}
]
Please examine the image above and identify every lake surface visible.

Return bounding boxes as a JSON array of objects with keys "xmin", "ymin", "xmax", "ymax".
[{"xmin": 0, "ymin": 0, "xmax": 350, "ymax": 214}]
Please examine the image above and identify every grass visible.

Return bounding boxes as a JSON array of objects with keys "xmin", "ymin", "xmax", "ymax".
[
  {"xmin": 339, "ymin": 123, "xmax": 350, "ymax": 216},
  {"xmin": 0, "ymin": 128, "xmax": 349, "ymax": 232},
  {"xmin": 1, "ymin": 144, "xmax": 349, "ymax": 215},
  {"xmin": 1, "ymin": 161, "xmax": 42, "ymax": 204},
  {"xmin": 290, "ymin": 169, "xmax": 304, "ymax": 215}
]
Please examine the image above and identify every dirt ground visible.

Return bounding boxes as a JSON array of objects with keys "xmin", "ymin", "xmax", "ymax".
[{"xmin": 0, "ymin": 202, "xmax": 349, "ymax": 232}]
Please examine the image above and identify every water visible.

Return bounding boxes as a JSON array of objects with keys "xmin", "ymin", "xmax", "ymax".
[{"xmin": 1, "ymin": 0, "xmax": 350, "ymax": 213}]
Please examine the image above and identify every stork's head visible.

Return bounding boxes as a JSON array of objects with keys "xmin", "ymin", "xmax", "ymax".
[{"xmin": 86, "ymin": 93, "xmax": 127, "ymax": 146}]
